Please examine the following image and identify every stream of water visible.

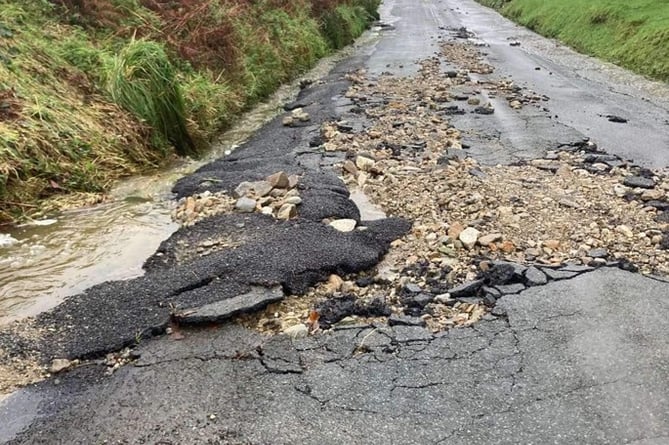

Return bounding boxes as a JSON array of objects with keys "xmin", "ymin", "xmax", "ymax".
[{"xmin": 0, "ymin": 30, "xmax": 383, "ymax": 325}]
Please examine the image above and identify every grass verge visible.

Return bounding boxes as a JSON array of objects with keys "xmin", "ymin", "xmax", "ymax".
[
  {"xmin": 476, "ymin": 0, "xmax": 669, "ymax": 82},
  {"xmin": 0, "ymin": 0, "xmax": 380, "ymax": 222}
]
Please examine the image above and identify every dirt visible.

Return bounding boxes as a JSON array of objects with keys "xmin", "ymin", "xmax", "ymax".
[{"xmin": 242, "ymin": 40, "xmax": 669, "ymax": 336}]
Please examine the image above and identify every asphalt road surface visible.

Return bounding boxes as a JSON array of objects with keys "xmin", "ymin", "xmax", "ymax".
[{"xmin": 2, "ymin": 0, "xmax": 669, "ymax": 443}]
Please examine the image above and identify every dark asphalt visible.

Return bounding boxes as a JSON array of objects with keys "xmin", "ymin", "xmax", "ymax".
[
  {"xmin": 2, "ymin": 0, "xmax": 669, "ymax": 443},
  {"xmin": 4, "ymin": 268, "xmax": 669, "ymax": 444}
]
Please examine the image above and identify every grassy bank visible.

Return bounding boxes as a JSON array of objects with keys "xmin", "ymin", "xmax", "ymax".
[
  {"xmin": 477, "ymin": 0, "xmax": 669, "ymax": 82},
  {"xmin": 0, "ymin": 0, "xmax": 379, "ymax": 222}
]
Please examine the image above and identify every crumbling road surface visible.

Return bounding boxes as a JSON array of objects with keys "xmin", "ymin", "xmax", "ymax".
[{"xmin": 2, "ymin": 0, "xmax": 669, "ymax": 444}]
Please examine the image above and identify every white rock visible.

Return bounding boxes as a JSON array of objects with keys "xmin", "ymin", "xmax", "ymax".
[
  {"xmin": 434, "ymin": 293, "xmax": 452, "ymax": 304},
  {"xmin": 459, "ymin": 227, "xmax": 480, "ymax": 249},
  {"xmin": 0, "ymin": 234, "xmax": 19, "ymax": 248},
  {"xmin": 283, "ymin": 324, "xmax": 308, "ymax": 339},
  {"xmin": 235, "ymin": 197, "xmax": 257, "ymax": 213},
  {"xmin": 329, "ymin": 219, "xmax": 357, "ymax": 232},
  {"xmin": 615, "ymin": 225, "xmax": 634, "ymax": 238},
  {"xmin": 284, "ymin": 196, "xmax": 302, "ymax": 205},
  {"xmin": 613, "ymin": 184, "xmax": 628, "ymax": 198},
  {"xmin": 355, "ymin": 155, "xmax": 376, "ymax": 172},
  {"xmin": 260, "ymin": 206, "xmax": 274, "ymax": 215}
]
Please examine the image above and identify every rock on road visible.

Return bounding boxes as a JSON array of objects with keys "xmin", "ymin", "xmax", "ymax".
[{"xmin": 2, "ymin": 0, "xmax": 669, "ymax": 443}]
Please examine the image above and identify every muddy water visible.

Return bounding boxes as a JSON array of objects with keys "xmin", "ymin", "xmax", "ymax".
[{"xmin": 0, "ymin": 31, "xmax": 384, "ymax": 325}]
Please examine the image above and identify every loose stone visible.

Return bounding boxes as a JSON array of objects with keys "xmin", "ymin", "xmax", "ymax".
[
  {"xmin": 478, "ymin": 233, "xmax": 502, "ymax": 246},
  {"xmin": 235, "ymin": 197, "xmax": 257, "ymax": 213},
  {"xmin": 283, "ymin": 324, "xmax": 308, "ymax": 339},
  {"xmin": 329, "ymin": 219, "xmax": 357, "ymax": 232},
  {"xmin": 623, "ymin": 176, "xmax": 655, "ymax": 189},
  {"xmin": 277, "ymin": 203, "xmax": 297, "ymax": 220},
  {"xmin": 459, "ymin": 227, "xmax": 480, "ymax": 249},
  {"xmin": 449, "ymin": 279, "xmax": 484, "ymax": 298},
  {"xmin": 233, "ymin": 181, "xmax": 253, "ymax": 198},
  {"xmin": 524, "ymin": 266, "xmax": 547, "ymax": 286},
  {"xmin": 588, "ymin": 248, "xmax": 609, "ymax": 259},
  {"xmin": 404, "ymin": 283, "xmax": 423, "ymax": 294},
  {"xmin": 355, "ymin": 155, "xmax": 376, "ymax": 172},
  {"xmin": 49, "ymin": 359, "xmax": 74, "ymax": 374},
  {"xmin": 284, "ymin": 196, "xmax": 302, "ymax": 205},
  {"xmin": 343, "ymin": 160, "xmax": 359, "ymax": 176},
  {"xmin": 251, "ymin": 180, "xmax": 273, "ymax": 197},
  {"xmin": 615, "ymin": 225, "xmax": 634, "ymax": 238},
  {"xmin": 267, "ymin": 171, "xmax": 290, "ymax": 189}
]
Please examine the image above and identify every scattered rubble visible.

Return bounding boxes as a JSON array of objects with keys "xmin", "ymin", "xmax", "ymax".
[
  {"xmin": 282, "ymin": 108, "xmax": 311, "ymax": 127},
  {"xmin": 242, "ymin": 39, "xmax": 669, "ymax": 336},
  {"xmin": 172, "ymin": 171, "xmax": 302, "ymax": 226},
  {"xmin": 172, "ymin": 191, "xmax": 234, "ymax": 227}
]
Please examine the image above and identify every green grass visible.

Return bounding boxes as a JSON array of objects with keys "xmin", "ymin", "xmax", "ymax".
[
  {"xmin": 0, "ymin": 1, "xmax": 159, "ymax": 219},
  {"xmin": 476, "ymin": 0, "xmax": 669, "ymax": 82},
  {"xmin": 321, "ymin": 4, "xmax": 376, "ymax": 49},
  {"xmin": 0, "ymin": 0, "xmax": 379, "ymax": 221},
  {"xmin": 105, "ymin": 39, "xmax": 194, "ymax": 156}
]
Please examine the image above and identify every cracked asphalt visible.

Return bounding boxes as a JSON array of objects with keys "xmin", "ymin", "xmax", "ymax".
[
  {"xmin": 4, "ymin": 269, "xmax": 669, "ymax": 444},
  {"xmin": 2, "ymin": 0, "xmax": 669, "ymax": 443}
]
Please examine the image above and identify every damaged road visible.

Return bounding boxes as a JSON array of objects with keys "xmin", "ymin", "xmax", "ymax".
[
  {"xmin": 0, "ymin": 42, "xmax": 411, "ymax": 386},
  {"xmin": 4, "ymin": 269, "xmax": 669, "ymax": 444},
  {"xmin": 2, "ymin": 0, "xmax": 669, "ymax": 443}
]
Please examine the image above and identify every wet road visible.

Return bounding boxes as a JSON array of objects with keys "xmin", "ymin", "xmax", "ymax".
[
  {"xmin": 2, "ymin": 0, "xmax": 669, "ymax": 443},
  {"xmin": 370, "ymin": 0, "xmax": 669, "ymax": 168}
]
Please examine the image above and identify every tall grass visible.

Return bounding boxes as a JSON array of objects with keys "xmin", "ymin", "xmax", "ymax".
[
  {"xmin": 477, "ymin": 0, "xmax": 669, "ymax": 82},
  {"xmin": 105, "ymin": 39, "xmax": 195, "ymax": 156},
  {"xmin": 321, "ymin": 4, "xmax": 374, "ymax": 49},
  {"xmin": 0, "ymin": 0, "xmax": 380, "ymax": 221},
  {"xmin": 0, "ymin": 1, "xmax": 158, "ymax": 220}
]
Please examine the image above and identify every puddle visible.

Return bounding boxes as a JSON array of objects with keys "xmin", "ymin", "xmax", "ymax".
[{"xmin": 0, "ymin": 33, "xmax": 383, "ymax": 326}]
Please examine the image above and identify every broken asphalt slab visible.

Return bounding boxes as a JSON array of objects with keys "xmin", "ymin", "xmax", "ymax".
[
  {"xmin": 0, "ymin": 212, "xmax": 409, "ymax": 361},
  {"xmin": 0, "ymin": 49, "xmax": 410, "ymax": 364},
  {"xmin": 3, "ymin": 0, "xmax": 669, "ymax": 442},
  {"xmin": 4, "ymin": 268, "xmax": 669, "ymax": 444}
]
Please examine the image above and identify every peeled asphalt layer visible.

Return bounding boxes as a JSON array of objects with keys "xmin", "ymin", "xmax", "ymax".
[{"xmin": 2, "ymin": 0, "xmax": 669, "ymax": 443}]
